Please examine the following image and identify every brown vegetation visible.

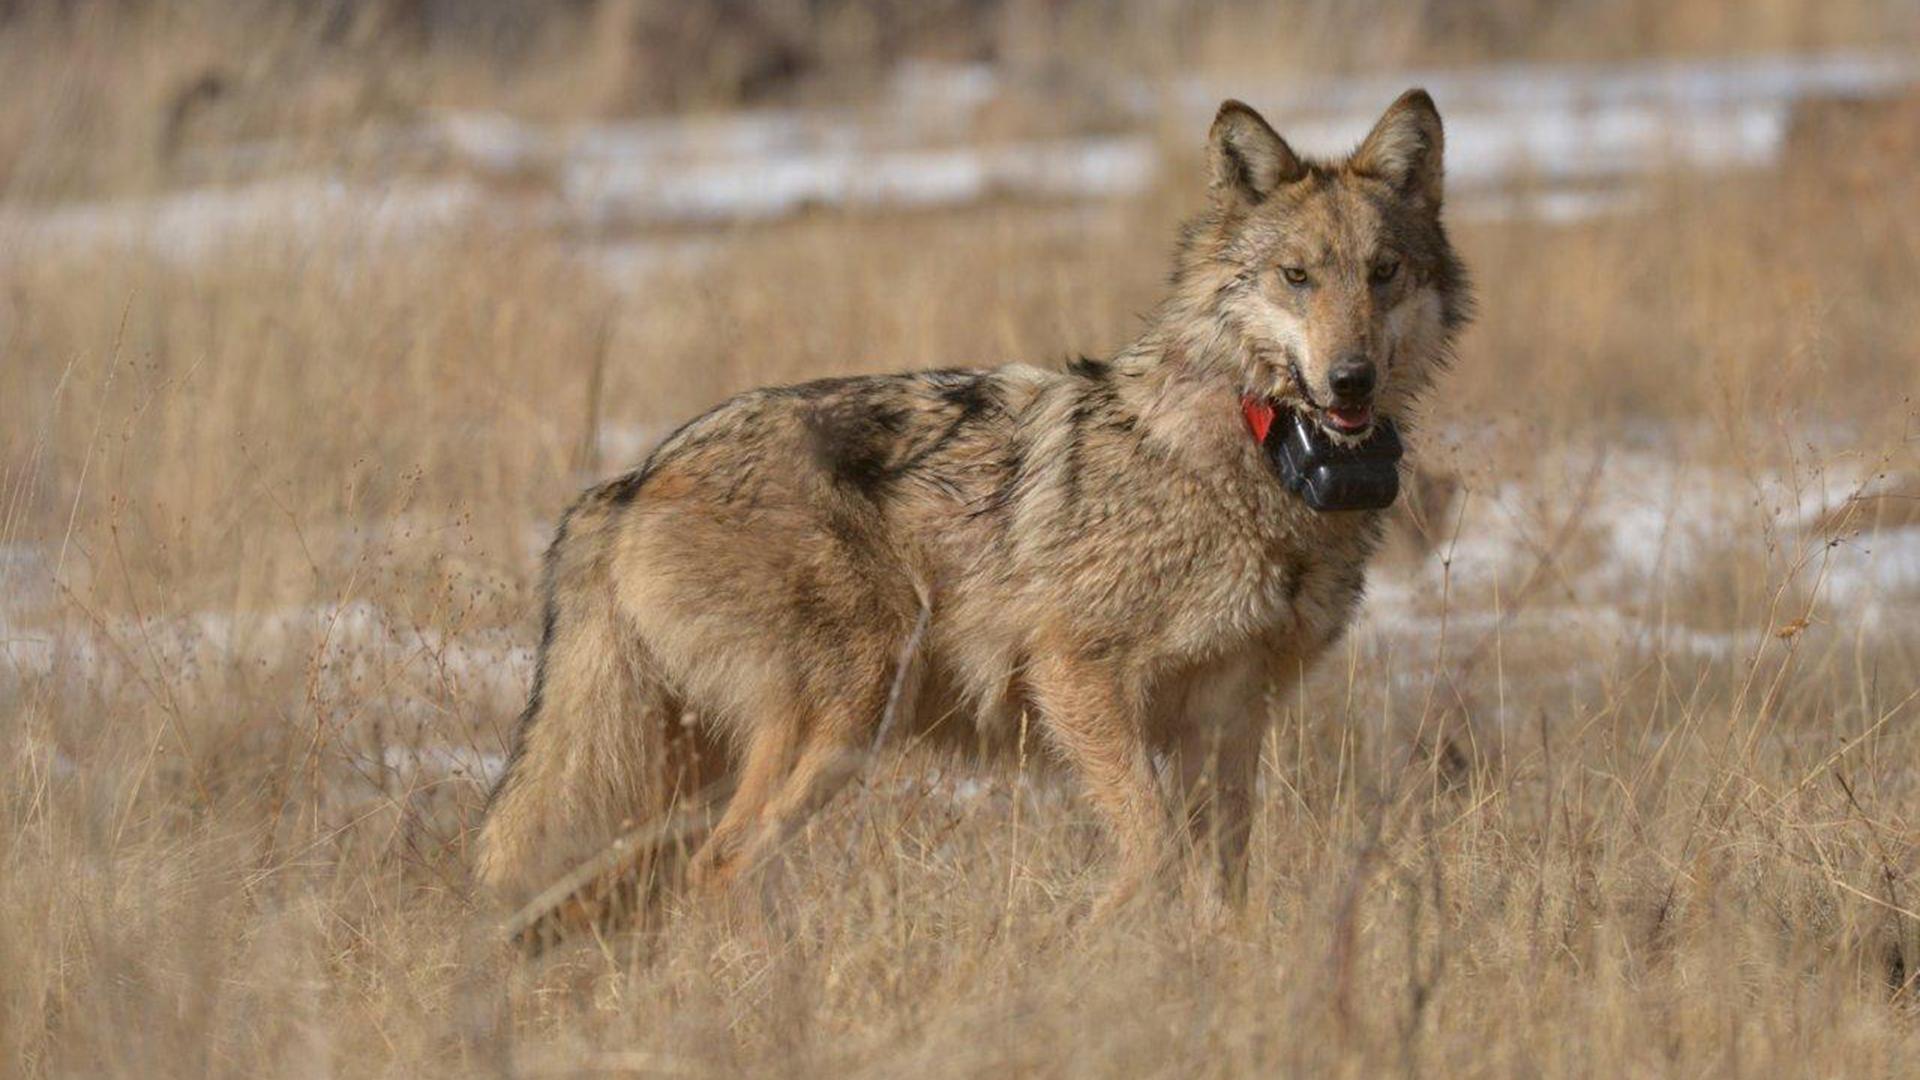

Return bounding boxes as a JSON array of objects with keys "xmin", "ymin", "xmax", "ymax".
[{"xmin": 4, "ymin": 2, "xmax": 1920, "ymax": 1075}]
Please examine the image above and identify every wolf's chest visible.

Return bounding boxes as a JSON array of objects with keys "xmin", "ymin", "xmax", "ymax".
[
  {"xmin": 1113, "ymin": 477, "xmax": 1374, "ymax": 667},
  {"xmin": 1273, "ymin": 530, "xmax": 1373, "ymax": 642}
]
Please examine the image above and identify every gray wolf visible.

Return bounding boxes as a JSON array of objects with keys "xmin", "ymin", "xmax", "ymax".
[{"xmin": 476, "ymin": 90, "xmax": 1472, "ymax": 920}]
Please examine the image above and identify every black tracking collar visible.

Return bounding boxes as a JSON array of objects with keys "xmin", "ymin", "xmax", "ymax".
[{"xmin": 1263, "ymin": 410, "xmax": 1404, "ymax": 512}]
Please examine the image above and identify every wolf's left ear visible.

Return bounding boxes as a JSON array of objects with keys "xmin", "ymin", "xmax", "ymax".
[{"xmin": 1350, "ymin": 89, "xmax": 1445, "ymax": 206}]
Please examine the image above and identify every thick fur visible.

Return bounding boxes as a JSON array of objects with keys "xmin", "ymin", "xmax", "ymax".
[{"xmin": 477, "ymin": 91, "xmax": 1473, "ymax": 912}]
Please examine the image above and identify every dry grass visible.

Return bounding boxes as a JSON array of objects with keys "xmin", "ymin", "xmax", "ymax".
[{"xmin": 6, "ymin": 3, "xmax": 1920, "ymax": 1076}]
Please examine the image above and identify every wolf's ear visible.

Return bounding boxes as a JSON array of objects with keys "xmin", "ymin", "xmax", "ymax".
[
  {"xmin": 1350, "ymin": 89, "xmax": 1444, "ymax": 206},
  {"xmin": 1209, "ymin": 100, "xmax": 1305, "ymax": 206}
]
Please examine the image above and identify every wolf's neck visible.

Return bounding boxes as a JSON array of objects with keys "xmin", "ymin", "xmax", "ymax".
[{"xmin": 1105, "ymin": 318, "xmax": 1249, "ymax": 449}]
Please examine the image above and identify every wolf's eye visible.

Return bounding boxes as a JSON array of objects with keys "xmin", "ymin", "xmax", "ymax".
[
  {"xmin": 1369, "ymin": 259, "xmax": 1400, "ymax": 284},
  {"xmin": 1280, "ymin": 266, "xmax": 1311, "ymax": 287}
]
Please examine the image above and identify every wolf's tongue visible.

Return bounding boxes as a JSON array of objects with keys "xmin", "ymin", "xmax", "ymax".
[{"xmin": 1327, "ymin": 405, "xmax": 1373, "ymax": 432}]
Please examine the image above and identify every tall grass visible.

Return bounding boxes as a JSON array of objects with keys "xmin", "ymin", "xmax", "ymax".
[{"xmin": 4, "ymin": 2, "xmax": 1920, "ymax": 1076}]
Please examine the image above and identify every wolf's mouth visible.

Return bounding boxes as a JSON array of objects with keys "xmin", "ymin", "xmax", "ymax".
[
  {"xmin": 1280, "ymin": 356, "xmax": 1377, "ymax": 438},
  {"xmin": 1321, "ymin": 404, "xmax": 1374, "ymax": 435}
]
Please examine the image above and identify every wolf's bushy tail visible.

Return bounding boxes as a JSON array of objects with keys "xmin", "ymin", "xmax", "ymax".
[{"xmin": 474, "ymin": 495, "xmax": 705, "ymax": 901}]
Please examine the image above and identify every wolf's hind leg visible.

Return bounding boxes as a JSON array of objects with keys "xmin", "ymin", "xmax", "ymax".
[
  {"xmin": 688, "ymin": 713, "xmax": 877, "ymax": 895},
  {"xmin": 686, "ymin": 711, "xmax": 800, "ymax": 892},
  {"xmin": 727, "ymin": 720, "xmax": 870, "ymax": 881},
  {"xmin": 688, "ymin": 651, "xmax": 895, "ymax": 897}
]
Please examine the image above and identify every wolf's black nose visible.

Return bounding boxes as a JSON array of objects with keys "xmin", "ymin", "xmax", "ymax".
[{"xmin": 1329, "ymin": 358, "xmax": 1376, "ymax": 401}]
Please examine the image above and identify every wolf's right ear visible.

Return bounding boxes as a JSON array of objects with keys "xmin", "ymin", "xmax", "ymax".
[{"xmin": 1209, "ymin": 100, "xmax": 1305, "ymax": 206}]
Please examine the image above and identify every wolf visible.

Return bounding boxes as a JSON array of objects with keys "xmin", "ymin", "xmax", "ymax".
[{"xmin": 476, "ymin": 90, "xmax": 1472, "ymax": 918}]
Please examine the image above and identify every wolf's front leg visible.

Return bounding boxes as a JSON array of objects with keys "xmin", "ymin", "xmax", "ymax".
[
  {"xmin": 1172, "ymin": 653, "xmax": 1278, "ymax": 913},
  {"xmin": 1029, "ymin": 652, "xmax": 1176, "ymax": 916},
  {"xmin": 1174, "ymin": 719, "xmax": 1263, "ymax": 913}
]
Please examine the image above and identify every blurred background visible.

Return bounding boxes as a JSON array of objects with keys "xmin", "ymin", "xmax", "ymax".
[
  {"xmin": 4, "ymin": 3, "xmax": 1920, "ymax": 1075},
  {"xmin": 5, "ymin": 0, "xmax": 1917, "ymax": 598}
]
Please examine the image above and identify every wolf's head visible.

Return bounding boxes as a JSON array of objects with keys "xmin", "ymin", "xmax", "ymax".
[{"xmin": 1169, "ymin": 91, "xmax": 1471, "ymax": 441}]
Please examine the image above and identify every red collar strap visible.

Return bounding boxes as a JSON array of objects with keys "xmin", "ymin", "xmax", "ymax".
[{"xmin": 1240, "ymin": 395, "xmax": 1276, "ymax": 445}]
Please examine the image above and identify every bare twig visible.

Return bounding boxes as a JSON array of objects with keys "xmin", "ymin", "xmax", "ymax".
[
  {"xmin": 501, "ymin": 776, "xmax": 738, "ymax": 948},
  {"xmin": 870, "ymin": 593, "xmax": 932, "ymax": 757}
]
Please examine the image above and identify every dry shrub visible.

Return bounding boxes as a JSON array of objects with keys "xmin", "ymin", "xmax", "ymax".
[{"xmin": 6, "ymin": 226, "xmax": 614, "ymax": 613}]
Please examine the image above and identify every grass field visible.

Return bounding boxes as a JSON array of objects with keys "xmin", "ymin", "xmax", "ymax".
[{"xmin": 5, "ymin": 3, "xmax": 1920, "ymax": 1075}]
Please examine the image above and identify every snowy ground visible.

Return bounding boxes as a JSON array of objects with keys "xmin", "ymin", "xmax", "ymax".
[
  {"xmin": 6, "ymin": 444, "xmax": 1916, "ymax": 791},
  {"xmin": 3, "ymin": 51, "xmax": 1916, "ymax": 271}
]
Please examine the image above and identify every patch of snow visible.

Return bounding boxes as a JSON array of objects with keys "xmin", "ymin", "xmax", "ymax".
[
  {"xmin": 11, "ymin": 51, "xmax": 1909, "ymax": 262},
  {"xmin": 889, "ymin": 60, "xmax": 1003, "ymax": 114},
  {"xmin": 594, "ymin": 421, "xmax": 671, "ymax": 469},
  {"xmin": 2, "ymin": 598, "xmax": 533, "ymax": 710},
  {"xmin": 1812, "ymin": 528, "xmax": 1920, "ymax": 608},
  {"xmin": 1165, "ymin": 51, "xmax": 1917, "ymax": 217},
  {"xmin": 560, "ymin": 133, "xmax": 1158, "ymax": 227},
  {"xmin": 0, "ymin": 176, "xmax": 488, "ymax": 264},
  {"xmin": 1455, "ymin": 187, "xmax": 1643, "ymax": 224},
  {"xmin": 580, "ymin": 236, "xmax": 722, "ymax": 285},
  {"xmin": 1363, "ymin": 445, "xmax": 1920, "ymax": 657},
  {"xmin": 376, "ymin": 744, "xmax": 505, "ymax": 784},
  {"xmin": 433, "ymin": 109, "xmax": 555, "ymax": 174}
]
